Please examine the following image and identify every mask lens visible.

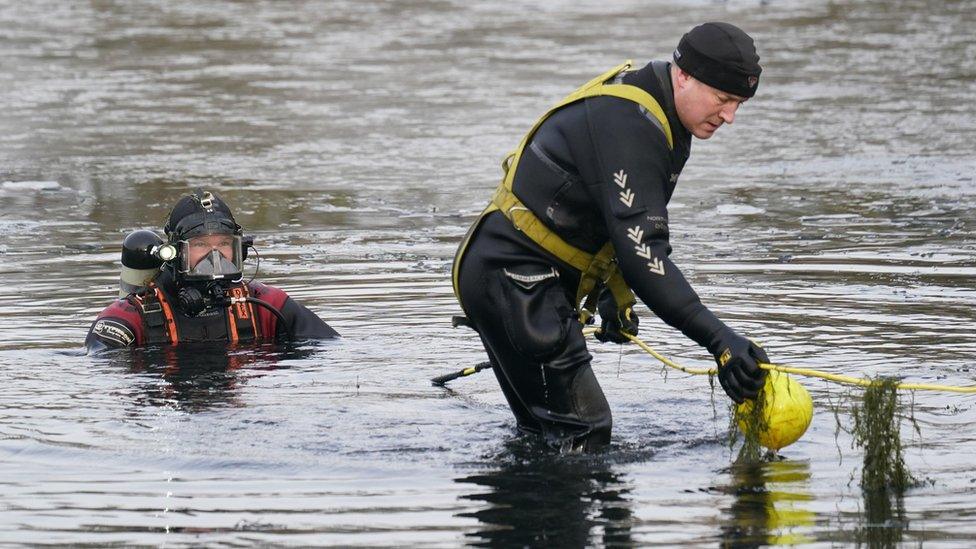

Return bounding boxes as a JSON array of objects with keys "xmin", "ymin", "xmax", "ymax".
[
  {"xmin": 178, "ymin": 235, "xmax": 243, "ymax": 281},
  {"xmin": 190, "ymin": 250, "xmax": 224, "ymax": 276}
]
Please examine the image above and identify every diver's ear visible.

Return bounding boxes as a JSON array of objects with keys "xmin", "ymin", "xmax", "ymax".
[{"xmin": 673, "ymin": 66, "xmax": 693, "ymax": 92}]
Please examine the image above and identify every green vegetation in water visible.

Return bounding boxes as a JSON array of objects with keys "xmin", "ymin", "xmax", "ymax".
[
  {"xmin": 856, "ymin": 482, "xmax": 907, "ymax": 547},
  {"xmin": 729, "ymin": 385, "xmax": 771, "ymax": 464},
  {"xmin": 829, "ymin": 377, "xmax": 920, "ymax": 544},
  {"xmin": 708, "ymin": 373, "xmax": 717, "ymax": 419},
  {"xmin": 850, "ymin": 376, "xmax": 915, "ymax": 495}
]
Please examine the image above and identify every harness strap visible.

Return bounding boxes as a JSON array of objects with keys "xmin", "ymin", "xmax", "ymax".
[
  {"xmin": 227, "ymin": 286, "xmax": 257, "ymax": 343},
  {"xmin": 136, "ymin": 283, "xmax": 259, "ymax": 345},
  {"xmin": 453, "ymin": 61, "xmax": 671, "ymax": 320},
  {"xmin": 136, "ymin": 285, "xmax": 179, "ymax": 345},
  {"xmin": 490, "ymin": 185, "xmax": 635, "ymax": 322},
  {"xmin": 499, "ymin": 62, "xmax": 672, "ymax": 202},
  {"xmin": 500, "ymin": 62, "xmax": 671, "ymax": 318},
  {"xmin": 227, "ymin": 305, "xmax": 239, "ymax": 343}
]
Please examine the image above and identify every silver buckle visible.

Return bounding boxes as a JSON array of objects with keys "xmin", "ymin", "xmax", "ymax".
[{"xmin": 199, "ymin": 191, "xmax": 215, "ymax": 212}]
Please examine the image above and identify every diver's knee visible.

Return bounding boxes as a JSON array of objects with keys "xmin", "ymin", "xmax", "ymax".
[
  {"xmin": 573, "ymin": 365, "xmax": 613, "ymax": 447},
  {"xmin": 538, "ymin": 364, "xmax": 613, "ymax": 452}
]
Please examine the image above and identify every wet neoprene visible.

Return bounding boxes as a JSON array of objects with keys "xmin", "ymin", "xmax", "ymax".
[
  {"xmin": 524, "ymin": 61, "xmax": 768, "ymax": 400},
  {"xmin": 454, "ymin": 60, "xmax": 769, "ymax": 447}
]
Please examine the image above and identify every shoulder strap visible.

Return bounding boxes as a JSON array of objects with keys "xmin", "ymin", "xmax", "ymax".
[
  {"xmin": 226, "ymin": 285, "xmax": 257, "ymax": 343},
  {"xmin": 501, "ymin": 61, "xmax": 672, "ymax": 195},
  {"xmin": 135, "ymin": 286, "xmax": 179, "ymax": 345},
  {"xmin": 456, "ymin": 62, "xmax": 667, "ymax": 317}
]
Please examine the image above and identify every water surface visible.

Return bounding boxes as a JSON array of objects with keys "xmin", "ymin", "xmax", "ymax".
[{"xmin": 2, "ymin": 0, "xmax": 976, "ymax": 545}]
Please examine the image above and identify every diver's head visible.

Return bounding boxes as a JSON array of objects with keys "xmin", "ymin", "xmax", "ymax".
[
  {"xmin": 671, "ymin": 22, "xmax": 761, "ymax": 139},
  {"xmin": 164, "ymin": 190, "xmax": 246, "ymax": 286}
]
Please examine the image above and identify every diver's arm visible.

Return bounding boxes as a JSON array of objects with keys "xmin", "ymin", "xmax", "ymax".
[
  {"xmin": 278, "ymin": 297, "xmax": 340, "ymax": 340},
  {"xmin": 248, "ymin": 282, "xmax": 338, "ymax": 340},
  {"xmin": 85, "ymin": 316, "xmax": 139, "ymax": 353},
  {"xmin": 586, "ymin": 96, "xmax": 767, "ymax": 401},
  {"xmin": 585, "ymin": 96, "xmax": 727, "ymax": 350}
]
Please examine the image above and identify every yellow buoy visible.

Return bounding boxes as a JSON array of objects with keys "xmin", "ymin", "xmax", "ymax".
[{"xmin": 737, "ymin": 370, "xmax": 813, "ymax": 451}]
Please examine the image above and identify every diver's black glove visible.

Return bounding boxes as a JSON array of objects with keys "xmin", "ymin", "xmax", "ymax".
[
  {"xmin": 708, "ymin": 329, "xmax": 768, "ymax": 403},
  {"xmin": 595, "ymin": 291, "xmax": 639, "ymax": 344}
]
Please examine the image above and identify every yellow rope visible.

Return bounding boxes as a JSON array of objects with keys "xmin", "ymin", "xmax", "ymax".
[{"xmin": 582, "ymin": 327, "xmax": 976, "ymax": 394}]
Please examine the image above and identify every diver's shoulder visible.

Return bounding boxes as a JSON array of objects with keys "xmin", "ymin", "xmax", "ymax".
[
  {"xmin": 88, "ymin": 297, "xmax": 144, "ymax": 348},
  {"xmin": 95, "ymin": 296, "xmax": 143, "ymax": 320},
  {"xmin": 246, "ymin": 280, "xmax": 290, "ymax": 303}
]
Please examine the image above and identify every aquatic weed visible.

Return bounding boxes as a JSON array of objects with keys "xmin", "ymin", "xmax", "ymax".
[
  {"xmin": 827, "ymin": 379, "xmax": 914, "ymax": 545},
  {"xmin": 708, "ymin": 373, "xmax": 717, "ymax": 420},
  {"xmin": 850, "ymin": 377, "xmax": 914, "ymax": 494},
  {"xmin": 825, "ymin": 389, "xmax": 846, "ymax": 467},
  {"xmin": 729, "ymin": 385, "xmax": 771, "ymax": 464}
]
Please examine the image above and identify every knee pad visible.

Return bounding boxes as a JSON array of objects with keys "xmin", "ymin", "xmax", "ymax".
[{"xmin": 489, "ymin": 266, "xmax": 576, "ymax": 362}]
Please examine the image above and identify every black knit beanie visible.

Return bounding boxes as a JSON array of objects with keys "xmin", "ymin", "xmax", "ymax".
[{"xmin": 673, "ymin": 22, "xmax": 762, "ymax": 98}]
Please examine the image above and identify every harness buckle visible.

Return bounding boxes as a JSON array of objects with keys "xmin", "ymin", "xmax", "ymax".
[
  {"xmin": 139, "ymin": 300, "xmax": 166, "ymax": 329},
  {"xmin": 507, "ymin": 206, "xmax": 530, "ymax": 232},
  {"xmin": 586, "ymin": 256, "xmax": 613, "ymax": 282},
  {"xmin": 501, "ymin": 152, "xmax": 516, "ymax": 174},
  {"xmin": 601, "ymin": 259, "xmax": 620, "ymax": 283}
]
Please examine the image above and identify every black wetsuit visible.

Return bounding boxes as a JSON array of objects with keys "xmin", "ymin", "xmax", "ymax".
[
  {"xmin": 456, "ymin": 61, "xmax": 738, "ymax": 450},
  {"xmin": 86, "ymin": 269, "xmax": 338, "ymax": 353}
]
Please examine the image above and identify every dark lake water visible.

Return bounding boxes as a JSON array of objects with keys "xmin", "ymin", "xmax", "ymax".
[{"xmin": 2, "ymin": 0, "xmax": 976, "ymax": 545}]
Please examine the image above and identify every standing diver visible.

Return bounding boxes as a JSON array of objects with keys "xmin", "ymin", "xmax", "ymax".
[
  {"xmin": 86, "ymin": 190, "xmax": 338, "ymax": 352},
  {"xmin": 452, "ymin": 22, "xmax": 770, "ymax": 451}
]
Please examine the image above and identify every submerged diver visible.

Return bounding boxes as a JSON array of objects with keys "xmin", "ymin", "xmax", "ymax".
[
  {"xmin": 452, "ymin": 22, "xmax": 770, "ymax": 451},
  {"xmin": 86, "ymin": 190, "xmax": 338, "ymax": 352}
]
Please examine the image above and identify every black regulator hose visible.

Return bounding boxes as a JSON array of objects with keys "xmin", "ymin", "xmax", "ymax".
[
  {"xmin": 178, "ymin": 283, "xmax": 296, "ymax": 341},
  {"xmin": 242, "ymin": 296, "xmax": 295, "ymax": 341}
]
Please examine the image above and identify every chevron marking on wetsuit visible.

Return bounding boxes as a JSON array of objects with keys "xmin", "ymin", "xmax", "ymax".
[
  {"xmin": 648, "ymin": 257, "xmax": 666, "ymax": 275},
  {"xmin": 626, "ymin": 225, "xmax": 644, "ymax": 244},
  {"xmin": 614, "ymin": 169, "xmax": 636, "ymax": 207},
  {"xmin": 635, "ymin": 243, "xmax": 652, "ymax": 259},
  {"xmin": 613, "ymin": 169, "xmax": 628, "ymax": 188},
  {"xmin": 619, "ymin": 188, "xmax": 635, "ymax": 207}
]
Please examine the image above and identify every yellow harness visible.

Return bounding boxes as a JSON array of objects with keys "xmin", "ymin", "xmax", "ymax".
[{"xmin": 453, "ymin": 61, "xmax": 674, "ymax": 322}]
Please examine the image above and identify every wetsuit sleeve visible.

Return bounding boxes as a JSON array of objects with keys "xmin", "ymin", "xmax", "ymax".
[
  {"xmin": 585, "ymin": 97, "xmax": 729, "ymax": 350},
  {"xmin": 279, "ymin": 297, "xmax": 340, "ymax": 340},
  {"xmin": 85, "ymin": 301, "xmax": 141, "ymax": 353},
  {"xmin": 249, "ymin": 281, "xmax": 339, "ymax": 340}
]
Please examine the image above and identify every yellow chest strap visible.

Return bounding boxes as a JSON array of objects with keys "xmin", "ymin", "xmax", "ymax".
[
  {"xmin": 452, "ymin": 61, "xmax": 673, "ymax": 321},
  {"xmin": 502, "ymin": 60, "xmax": 673, "ymax": 184}
]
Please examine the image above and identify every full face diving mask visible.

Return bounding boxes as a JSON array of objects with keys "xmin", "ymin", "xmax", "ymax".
[{"xmin": 176, "ymin": 234, "xmax": 244, "ymax": 283}]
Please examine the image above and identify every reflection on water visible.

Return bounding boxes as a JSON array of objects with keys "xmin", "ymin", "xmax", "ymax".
[
  {"xmin": 857, "ymin": 487, "xmax": 907, "ymax": 548},
  {"xmin": 456, "ymin": 440, "xmax": 634, "ymax": 547},
  {"xmin": 719, "ymin": 458, "xmax": 815, "ymax": 547},
  {"xmin": 97, "ymin": 343, "xmax": 318, "ymax": 412},
  {"xmin": 1, "ymin": 0, "xmax": 976, "ymax": 544}
]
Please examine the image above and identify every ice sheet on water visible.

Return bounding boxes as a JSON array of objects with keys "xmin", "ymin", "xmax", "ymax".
[
  {"xmin": 714, "ymin": 203, "xmax": 765, "ymax": 216},
  {"xmin": 1, "ymin": 180, "xmax": 62, "ymax": 191}
]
